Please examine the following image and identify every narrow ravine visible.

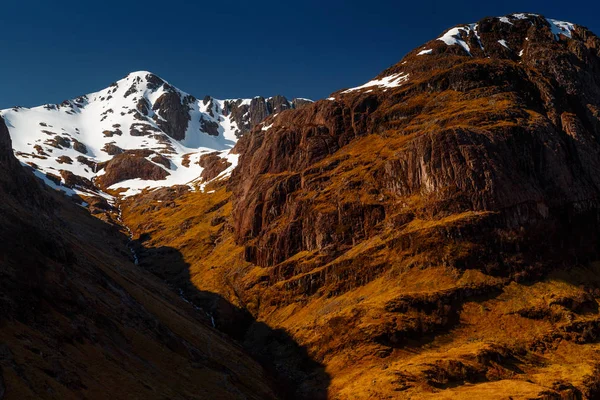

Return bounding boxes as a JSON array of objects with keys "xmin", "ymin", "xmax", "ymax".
[
  {"xmin": 178, "ymin": 288, "xmax": 217, "ymax": 328},
  {"xmin": 114, "ymin": 200, "xmax": 216, "ymax": 328},
  {"xmin": 115, "ymin": 202, "xmax": 139, "ymax": 265}
]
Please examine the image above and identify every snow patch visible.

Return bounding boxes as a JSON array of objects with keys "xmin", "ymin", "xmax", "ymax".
[
  {"xmin": 437, "ymin": 26, "xmax": 474, "ymax": 55},
  {"xmin": 436, "ymin": 14, "xmax": 576, "ymax": 55},
  {"xmin": 512, "ymin": 13, "xmax": 539, "ymax": 20},
  {"xmin": 342, "ymin": 73, "xmax": 409, "ymax": 93},
  {"xmin": 547, "ymin": 18, "xmax": 574, "ymax": 39},
  {"xmin": 498, "ymin": 39, "xmax": 510, "ymax": 49},
  {"xmin": 417, "ymin": 49, "xmax": 433, "ymax": 55}
]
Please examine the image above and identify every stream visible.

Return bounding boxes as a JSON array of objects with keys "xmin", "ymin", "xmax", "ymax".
[{"xmin": 114, "ymin": 201, "xmax": 215, "ymax": 328}]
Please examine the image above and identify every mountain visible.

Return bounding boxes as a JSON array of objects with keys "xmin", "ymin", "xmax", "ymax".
[
  {"xmin": 116, "ymin": 13, "xmax": 600, "ymax": 399},
  {"xmin": 0, "ymin": 116, "xmax": 281, "ymax": 399},
  {"xmin": 0, "ymin": 71, "xmax": 312, "ymax": 202},
  {"xmin": 4, "ymin": 11, "xmax": 600, "ymax": 400}
]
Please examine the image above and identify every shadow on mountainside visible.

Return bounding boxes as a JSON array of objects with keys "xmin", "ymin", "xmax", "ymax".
[
  {"xmin": 0, "ymin": 187, "xmax": 284, "ymax": 399},
  {"xmin": 132, "ymin": 243, "xmax": 331, "ymax": 400}
]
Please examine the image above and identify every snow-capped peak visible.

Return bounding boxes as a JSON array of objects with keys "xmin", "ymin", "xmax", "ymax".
[
  {"xmin": 435, "ymin": 14, "xmax": 577, "ymax": 56},
  {"xmin": 0, "ymin": 72, "xmax": 311, "ymax": 200},
  {"xmin": 124, "ymin": 70, "xmax": 155, "ymax": 79}
]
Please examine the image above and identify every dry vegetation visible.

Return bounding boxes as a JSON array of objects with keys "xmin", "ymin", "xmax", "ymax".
[{"xmin": 121, "ymin": 176, "xmax": 600, "ymax": 398}]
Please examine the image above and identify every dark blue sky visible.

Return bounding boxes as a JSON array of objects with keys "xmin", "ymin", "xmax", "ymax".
[{"xmin": 1, "ymin": 1, "xmax": 598, "ymax": 108}]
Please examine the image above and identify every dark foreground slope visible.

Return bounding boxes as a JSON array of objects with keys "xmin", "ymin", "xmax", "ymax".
[
  {"xmin": 0, "ymin": 116, "xmax": 278, "ymax": 399},
  {"xmin": 121, "ymin": 14, "xmax": 600, "ymax": 399}
]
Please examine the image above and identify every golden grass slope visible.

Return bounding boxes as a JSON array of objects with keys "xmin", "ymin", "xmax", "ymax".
[{"xmin": 121, "ymin": 179, "xmax": 600, "ymax": 399}]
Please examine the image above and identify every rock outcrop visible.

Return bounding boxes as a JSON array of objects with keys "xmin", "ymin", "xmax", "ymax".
[
  {"xmin": 152, "ymin": 89, "xmax": 195, "ymax": 140},
  {"xmin": 198, "ymin": 151, "xmax": 232, "ymax": 182},
  {"xmin": 0, "ymin": 118, "xmax": 45, "ymax": 203},
  {"xmin": 0, "ymin": 118, "xmax": 20, "ymax": 170},
  {"xmin": 95, "ymin": 149, "xmax": 171, "ymax": 189},
  {"xmin": 223, "ymin": 95, "xmax": 314, "ymax": 137}
]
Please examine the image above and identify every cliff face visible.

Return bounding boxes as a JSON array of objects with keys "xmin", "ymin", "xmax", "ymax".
[
  {"xmin": 231, "ymin": 14, "xmax": 600, "ymax": 273},
  {"xmin": 0, "ymin": 118, "xmax": 41, "ymax": 201},
  {"xmin": 222, "ymin": 95, "xmax": 313, "ymax": 137},
  {"xmin": 0, "ymin": 118, "xmax": 18, "ymax": 167}
]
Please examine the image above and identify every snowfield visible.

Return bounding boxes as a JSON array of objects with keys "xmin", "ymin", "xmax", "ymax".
[
  {"xmin": 342, "ymin": 72, "xmax": 410, "ymax": 93},
  {"xmin": 0, "ymin": 71, "xmax": 291, "ymax": 199}
]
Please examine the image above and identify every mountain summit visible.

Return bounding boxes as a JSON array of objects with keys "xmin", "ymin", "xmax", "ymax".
[{"xmin": 0, "ymin": 71, "xmax": 311, "ymax": 200}]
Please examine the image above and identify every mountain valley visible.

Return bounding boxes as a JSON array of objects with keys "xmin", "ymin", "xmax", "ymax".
[{"xmin": 3, "ymin": 12, "xmax": 600, "ymax": 399}]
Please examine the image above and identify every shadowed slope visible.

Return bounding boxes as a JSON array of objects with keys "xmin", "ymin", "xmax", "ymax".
[
  {"xmin": 0, "ymin": 116, "xmax": 279, "ymax": 399},
  {"xmin": 120, "ymin": 185, "xmax": 331, "ymax": 399}
]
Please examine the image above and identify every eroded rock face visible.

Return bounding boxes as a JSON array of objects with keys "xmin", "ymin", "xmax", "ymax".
[
  {"xmin": 114, "ymin": 15, "xmax": 600, "ymax": 400},
  {"xmin": 224, "ymin": 96, "xmax": 314, "ymax": 137},
  {"xmin": 231, "ymin": 15, "xmax": 600, "ymax": 273},
  {"xmin": 199, "ymin": 115, "xmax": 220, "ymax": 136},
  {"xmin": 152, "ymin": 91, "xmax": 194, "ymax": 140},
  {"xmin": 76, "ymin": 155, "xmax": 97, "ymax": 170},
  {"xmin": 60, "ymin": 170, "xmax": 95, "ymax": 191},
  {"xmin": 145, "ymin": 73, "xmax": 165, "ymax": 90},
  {"xmin": 101, "ymin": 142, "xmax": 123, "ymax": 156},
  {"xmin": 198, "ymin": 152, "xmax": 231, "ymax": 182},
  {"xmin": 0, "ymin": 118, "xmax": 17, "ymax": 167},
  {"xmin": 95, "ymin": 150, "xmax": 170, "ymax": 189},
  {"xmin": 291, "ymin": 98, "xmax": 313, "ymax": 109},
  {"xmin": 267, "ymin": 95, "xmax": 291, "ymax": 114},
  {"xmin": 72, "ymin": 139, "xmax": 87, "ymax": 154},
  {"xmin": 0, "ymin": 118, "xmax": 42, "ymax": 202}
]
